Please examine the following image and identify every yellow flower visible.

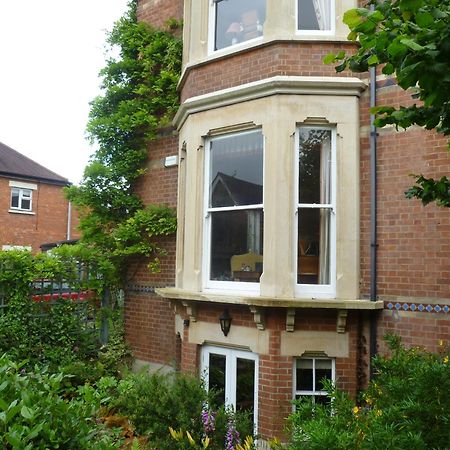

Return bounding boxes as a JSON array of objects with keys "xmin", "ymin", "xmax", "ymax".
[
  {"xmin": 374, "ymin": 409, "xmax": 382, "ymax": 417},
  {"xmin": 352, "ymin": 406, "xmax": 360, "ymax": 415},
  {"xmin": 186, "ymin": 430, "xmax": 196, "ymax": 447},
  {"xmin": 236, "ymin": 436, "xmax": 254, "ymax": 450},
  {"xmin": 365, "ymin": 396, "xmax": 373, "ymax": 405},
  {"xmin": 169, "ymin": 427, "xmax": 183, "ymax": 441},
  {"xmin": 443, "ymin": 356, "xmax": 449, "ymax": 364}
]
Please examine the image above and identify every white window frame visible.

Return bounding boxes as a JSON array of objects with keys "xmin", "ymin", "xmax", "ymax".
[
  {"xmin": 10, "ymin": 187, "xmax": 33, "ymax": 212},
  {"xmin": 203, "ymin": 129, "xmax": 264, "ymax": 294},
  {"xmin": 201, "ymin": 345, "xmax": 259, "ymax": 431},
  {"xmin": 293, "ymin": 356, "xmax": 335, "ymax": 404},
  {"xmin": 208, "ymin": 0, "xmax": 265, "ymax": 55},
  {"xmin": 294, "ymin": 126, "xmax": 336, "ymax": 298},
  {"xmin": 296, "ymin": 0, "xmax": 335, "ymax": 36}
]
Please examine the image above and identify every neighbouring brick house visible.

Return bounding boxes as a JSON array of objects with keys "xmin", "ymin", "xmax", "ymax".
[
  {"xmin": 0, "ymin": 141, "xmax": 78, "ymax": 252},
  {"xmin": 126, "ymin": 0, "xmax": 450, "ymax": 443}
]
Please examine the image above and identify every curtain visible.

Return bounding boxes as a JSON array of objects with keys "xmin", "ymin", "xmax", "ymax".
[
  {"xmin": 318, "ymin": 134, "xmax": 331, "ymax": 284},
  {"xmin": 312, "ymin": 0, "xmax": 331, "ymax": 30}
]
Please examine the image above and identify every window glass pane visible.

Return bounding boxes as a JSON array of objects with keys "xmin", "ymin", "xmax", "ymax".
[
  {"xmin": 296, "ymin": 358, "xmax": 313, "ymax": 391},
  {"xmin": 314, "ymin": 394, "xmax": 331, "ymax": 405},
  {"xmin": 210, "ymin": 209, "xmax": 263, "ymax": 282},
  {"xmin": 210, "ymin": 131, "xmax": 263, "ymax": 208},
  {"xmin": 236, "ymin": 357, "xmax": 255, "ymax": 422},
  {"xmin": 214, "ymin": 0, "xmax": 266, "ymax": 51},
  {"xmin": 209, "ymin": 353, "xmax": 226, "ymax": 408},
  {"xmin": 21, "ymin": 199, "xmax": 31, "ymax": 210},
  {"xmin": 11, "ymin": 188, "xmax": 19, "ymax": 208},
  {"xmin": 297, "ymin": 208, "xmax": 330, "ymax": 285},
  {"xmin": 298, "ymin": 128, "xmax": 331, "ymax": 205},
  {"xmin": 298, "ymin": 0, "xmax": 332, "ymax": 31},
  {"xmin": 315, "ymin": 359, "xmax": 332, "ymax": 391}
]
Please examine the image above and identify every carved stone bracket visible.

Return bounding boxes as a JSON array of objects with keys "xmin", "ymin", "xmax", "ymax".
[
  {"xmin": 337, "ymin": 310, "xmax": 348, "ymax": 333},
  {"xmin": 286, "ymin": 308, "xmax": 296, "ymax": 332},
  {"xmin": 249, "ymin": 306, "xmax": 265, "ymax": 330},
  {"xmin": 182, "ymin": 301, "xmax": 197, "ymax": 322}
]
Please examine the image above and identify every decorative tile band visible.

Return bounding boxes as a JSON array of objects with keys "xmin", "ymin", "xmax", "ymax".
[
  {"xmin": 385, "ymin": 302, "xmax": 449, "ymax": 314},
  {"xmin": 126, "ymin": 284, "xmax": 156, "ymax": 294}
]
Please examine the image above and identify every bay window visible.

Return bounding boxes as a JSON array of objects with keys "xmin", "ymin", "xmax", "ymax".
[
  {"xmin": 296, "ymin": 127, "xmax": 335, "ymax": 296},
  {"xmin": 211, "ymin": 0, "xmax": 266, "ymax": 52},
  {"xmin": 205, "ymin": 130, "xmax": 264, "ymax": 288}
]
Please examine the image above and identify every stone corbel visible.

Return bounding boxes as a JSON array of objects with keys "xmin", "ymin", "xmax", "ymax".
[
  {"xmin": 249, "ymin": 306, "xmax": 265, "ymax": 330},
  {"xmin": 337, "ymin": 310, "xmax": 348, "ymax": 333},
  {"xmin": 286, "ymin": 308, "xmax": 296, "ymax": 332},
  {"xmin": 182, "ymin": 301, "xmax": 197, "ymax": 322}
]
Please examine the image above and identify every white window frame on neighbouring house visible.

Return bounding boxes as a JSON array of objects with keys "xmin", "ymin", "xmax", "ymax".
[
  {"xmin": 295, "ymin": 126, "xmax": 336, "ymax": 298},
  {"xmin": 296, "ymin": 0, "xmax": 335, "ymax": 35},
  {"xmin": 203, "ymin": 129, "xmax": 264, "ymax": 293},
  {"xmin": 201, "ymin": 345, "xmax": 259, "ymax": 430},
  {"xmin": 9, "ymin": 181, "xmax": 37, "ymax": 213},
  {"xmin": 293, "ymin": 356, "xmax": 335, "ymax": 405},
  {"xmin": 208, "ymin": 0, "xmax": 266, "ymax": 54}
]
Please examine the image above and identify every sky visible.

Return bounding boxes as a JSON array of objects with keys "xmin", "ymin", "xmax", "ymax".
[{"xmin": 0, "ymin": 0, "xmax": 130, "ymax": 184}]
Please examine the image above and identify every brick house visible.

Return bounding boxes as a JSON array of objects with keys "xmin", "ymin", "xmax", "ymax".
[
  {"xmin": 0, "ymin": 141, "xmax": 78, "ymax": 252},
  {"xmin": 126, "ymin": 0, "xmax": 450, "ymax": 443}
]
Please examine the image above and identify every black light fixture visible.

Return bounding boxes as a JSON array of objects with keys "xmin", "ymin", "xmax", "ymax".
[{"xmin": 219, "ymin": 309, "xmax": 232, "ymax": 336}]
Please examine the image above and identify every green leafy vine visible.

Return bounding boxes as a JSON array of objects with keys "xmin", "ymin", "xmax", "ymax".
[{"xmin": 66, "ymin": 0, "xmax": 181, "ymax": 283}]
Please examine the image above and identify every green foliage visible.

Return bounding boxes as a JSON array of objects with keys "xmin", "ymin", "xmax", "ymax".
[
  {"xmin": 0, "ymin": 355, "xmax": 122, "ymax": 450},
  {"xmin": 405, "ymin": 174, "xmax": 450, "ymax": 207},
  {"xmin": 326, "ymin": 0, "xmax": 450, "ymax": 207},
  {"xmin": 110, "ymin": 370, "xmax": 254, "ymax": 450},
  {"xmin": 0, "ymin": 250, "xmax": 131, "ymax": 378},
  {"xmin": 66, "ymin": 0, "xmax": 181, "ymax": 279},
  {"xmin": 283, "ymin": 335, "xmax": 450, "ymax": 449}
]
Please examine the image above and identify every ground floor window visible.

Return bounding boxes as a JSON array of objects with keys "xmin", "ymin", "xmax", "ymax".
[
  {"xmin": 294, "ymin": 357, "xmax": 334, "ymax": 405},
  {"xmin": 201, "ymin": 346, "xmax": 258, "ymax": 426}
]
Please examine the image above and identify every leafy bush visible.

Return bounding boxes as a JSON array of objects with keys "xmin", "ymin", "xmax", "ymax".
[
  {"xmin": 110, "ymin": 370, "xmax": 254, "ymax": 450},
  {"xmin": 282, "ymin": 335, "xmax": 450, "ymax": 450},
  {"xmin": 0, "ymin": 355, "xmax": 122, "ymax": 450}
]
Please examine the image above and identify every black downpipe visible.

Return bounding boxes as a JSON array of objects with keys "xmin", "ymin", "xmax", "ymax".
[{"xmin": 369, "ymin": 58, "xmax": 378, "ymax": 379}]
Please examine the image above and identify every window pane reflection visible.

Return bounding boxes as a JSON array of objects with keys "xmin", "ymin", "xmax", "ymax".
[
  {"xmin": 210, "ymin": 131, "xmax": 263, "ymax": 208},
  {"xmin": 215, "ymin": 0, "xmax": 266, "ymax": 51},
  {"xmin": 236, "ymin": 358, "xmax": 255, "ymax": 422},
  {"xmin": 209, "ymin": 353, "xmax": 226, "ymax": 408}
]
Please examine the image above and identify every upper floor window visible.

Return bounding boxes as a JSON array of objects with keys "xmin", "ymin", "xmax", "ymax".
[
  {"xmin": 11, "ymin": 187, "xmax": 32, "ymax": 211},
  {"xmin": 296, "ymin": 127, "xmax": 335, "ymax": 297},
  {"xmin": 211, "ymin": 0, "xmax": 266, "ymax": 52},
  {"xmin": 297, "ymin": 0, "xmax": 333, "ymax": 33},
  {"xmin": 204, "ymin": 130, "xmax": 264, "ymax": 289}
]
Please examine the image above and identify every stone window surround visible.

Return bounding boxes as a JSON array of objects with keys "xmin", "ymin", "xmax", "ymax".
[{"xmin": 170, "ymin": 75, "xmax": 367, "ymax": 302}]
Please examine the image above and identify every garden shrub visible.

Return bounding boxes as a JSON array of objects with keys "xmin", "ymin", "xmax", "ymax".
[
  {"xmin": 282, "ymin": 335, "xmax": 450, "ymax": 450},
  {"xmin": 0, "ymin": 355, "xmax": 122, "ymax": 450},
  {"xmin": 110, "ymin": 370, "xmax": 255, "ymax": 450}
]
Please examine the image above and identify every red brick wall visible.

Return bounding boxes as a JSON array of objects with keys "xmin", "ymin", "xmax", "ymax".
[
  {"xmin": 181, "ymin": 41, "xmax": 357, "ymax": 102},
  {"xmin": 0, "ymin": 177, "xmax": 79, "ymax": 252},
  {"xmin": 125, "ymin": 128, "xmax": 179, "ymax": 363},
  {"xmin": 137, "ymin": 0, "xmax": 183, "ymax": 29},
  {"xmin": 178, "ymin": 303, "xmax": 364, "ymax": 440},
  {"xmin": 360, "ymin": 81, "xmax": 450, "ymax": 300},
  {"xmin": 377, "ymin": 310, "xmax": 450, "ymax": 355}
]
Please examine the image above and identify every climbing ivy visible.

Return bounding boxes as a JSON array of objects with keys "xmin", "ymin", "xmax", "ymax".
[{"xmin": 66, "ymin": 0, "xmax": 181, "ymax": 282}]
